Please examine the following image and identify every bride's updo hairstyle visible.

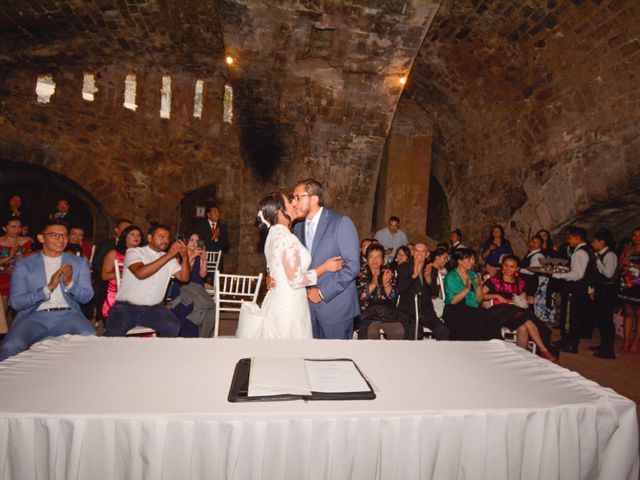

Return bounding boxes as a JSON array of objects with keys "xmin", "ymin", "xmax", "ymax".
[{"xmin": 255, "ymin": 191, "xmax": 290, "ymax": 231}]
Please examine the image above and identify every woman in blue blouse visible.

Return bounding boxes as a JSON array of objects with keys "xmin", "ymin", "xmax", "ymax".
[
  {"xmin": 443, "ymin": 249, "xmax": 501, "ymax": 340},
  {"xmin": 481, "ymin": 225, "xmax": 513, "ymax": 277}
]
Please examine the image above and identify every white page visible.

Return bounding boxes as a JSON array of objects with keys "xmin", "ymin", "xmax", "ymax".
[
  {"xmin": 248, "ymin": 357, "xmax": 311, "ymax": 397},
  {"xmin": 305, "ymin": 360, "xmax": 371, "ymax": 393}
]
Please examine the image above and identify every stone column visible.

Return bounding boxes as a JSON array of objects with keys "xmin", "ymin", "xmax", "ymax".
[{"xmin": 375, "ymin": 100, "xmax": 433, "ymax": 243}]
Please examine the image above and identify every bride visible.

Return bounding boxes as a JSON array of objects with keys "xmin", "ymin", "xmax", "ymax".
[{"xmin": 236, "ymin": 192, "xmax": 344, "ymax": 339}]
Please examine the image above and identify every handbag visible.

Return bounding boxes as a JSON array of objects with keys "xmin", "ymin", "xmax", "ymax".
[{"xmin": 236, "ymin": 301, "xmax": 264, "ymax": 339}]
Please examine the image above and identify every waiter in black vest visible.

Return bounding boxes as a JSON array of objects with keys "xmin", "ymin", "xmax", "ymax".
[{"xmin": 552, "ymin": 226, "xmax": 596, "ymax": 353}]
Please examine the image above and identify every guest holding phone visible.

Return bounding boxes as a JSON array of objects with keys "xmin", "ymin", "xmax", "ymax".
[{"xmin": 169, "ymin": 232, "xmax": 212, "ymax": 337}]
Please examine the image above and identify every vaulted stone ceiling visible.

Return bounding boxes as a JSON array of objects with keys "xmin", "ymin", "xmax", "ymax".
[
  {"xmin": 403, "ymin": 0, "xmax": 640, "ymax": 247},
  {"xmin": 0, "ymin": 0, "xmax": 638, "ymax": 270}
]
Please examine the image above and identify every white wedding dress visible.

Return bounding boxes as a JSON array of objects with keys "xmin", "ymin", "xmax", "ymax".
[{"xmin": 237, "ymin": 224, "xmax": 315, "ymax": 339}]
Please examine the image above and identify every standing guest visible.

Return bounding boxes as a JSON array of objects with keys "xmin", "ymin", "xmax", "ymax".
[
  {"xmin": 589, "ymin": 228, "xmax": 618, "ymax": 359},
  {"xmin": 169, "ymin": 232, "xmax": 213, "ymax": 337},
  {"xmin": 0, "ymin": 218, "xmax": 33, "ymax": 334},
  {"xmin": 618, "ymin": 227, "xmax": 640, "ymax": 353},
  {"xmin": 390, "ymin": 245, "xmax": 412, "ymax": 270},
  {"xmin": 481, "ymin": 255, "xmax": 558, "ymax": 361},
  {"xmin": 195, "ymin": 205, "xmax": 230, "ymax": 272},
  {"xmin": 481, "ymin": 225, "xmax": 513, "ymax": 277},
  {"xmin": 100, "ymin": 225, "xmax": 143, "ymax": 322},
  {"xmin": 292, "ymin": 178, "xmax": 360, "ymax": 339},
  {"xmin": 68, "ymin": 226, "xmax": 92, "ymax": 259},
  {"xmin": 104, "ymin": 224, "xmax": 190, "ymax": 337},
  {"xmin": 91, "ymin": 219, "xmax": 132, "ymax": 325},
  {"xmin": 0, "ymin": 221, "xmax": 95, "ymax": 361},
  {"xmin": 520, "ymin": 234, "xmax": 557, "ymax": 324},
  {"xmin": 2, "ymin": 194, "xmax": 31, "ymax": 230},
  {"xmin": 450, "ymin": 229, "xmax": 465, "ymax": 252},
  {"xmin": 396, "ymin": 243, "xmax": 449, "ymax": 340},
  {"xmin": 552, "ymin": 226, "xmax": 596, "ymax": 353},
  {"xmin": 359, "ymin": 238, "xmax": 375, "ymax": 265},
  {"xmin": 48, "ymin": 199, "xmax": 77, "ymax": 227},
  {"xmin": 375, "ymin": 216, "xmax": 408, "ymax": 263},
  {"xmin": 536, "ymin": 229, "xmax": 557, "ymax": 256},
  {"xmin": 357, "ymin": 244, "xmax": 407, "ymax": 339}
]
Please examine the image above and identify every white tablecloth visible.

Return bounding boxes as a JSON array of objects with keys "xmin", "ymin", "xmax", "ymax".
[{"xmin": 0, "ymin": 336, "xmax": 637, "ymax": 479}]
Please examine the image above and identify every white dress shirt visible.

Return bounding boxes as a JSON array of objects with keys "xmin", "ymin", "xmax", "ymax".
[
  {"xmin": 116, "ymin": 246, "xmax": 181, "ymax": 306},
  {"xmin": 520, "ymin": 249, "xmax": 543, "ymax": 275},
  {"xmin": 596, "ymin": 247, "xmax": 617, "ymax": 280},
  {"xmin": 553, "ymin": 243, "xmax": 589, "ymax": 281}
]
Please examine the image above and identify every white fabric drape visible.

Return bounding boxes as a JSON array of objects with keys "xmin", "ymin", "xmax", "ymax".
[{"xmin": 0, "ymin": 336, "xmax": 637, "ymax": 480}]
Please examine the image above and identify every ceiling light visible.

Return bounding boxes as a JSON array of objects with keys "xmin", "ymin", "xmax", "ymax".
[
  {"xmin": 226, "ymin": 56, "xmax": 234, "ymax": 65},
  {"xmin": 399, "ymin": 76, "xmax": 407, "ymax": 85}
]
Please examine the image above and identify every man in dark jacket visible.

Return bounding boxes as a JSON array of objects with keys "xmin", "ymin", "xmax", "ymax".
[{"xmin": 194, "ymin": 206, "xmax": 230, "ymax": 273}]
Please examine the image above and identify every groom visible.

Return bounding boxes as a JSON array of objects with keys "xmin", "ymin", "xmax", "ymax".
[{"xmin": 292, "ymin": 179, "xmax": 360, "ymax": 339}]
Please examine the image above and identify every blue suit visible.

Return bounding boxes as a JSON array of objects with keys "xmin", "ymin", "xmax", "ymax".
[
  {"xmin": 294, "ymin": 208, "xmax": 360, "ymax": 339},
  {"xmin": 1, "ymin": 252, "xmax": 95, "ymax": 361}
]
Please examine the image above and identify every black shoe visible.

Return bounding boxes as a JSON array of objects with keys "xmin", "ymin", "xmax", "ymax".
[
  {"xmin": 559, "ymin": 344, "xmax": 578, "ymax": 354},
  {"xmin": 593, "ymin": 351, "xmax": 616, "ymax": 359},
  {"xmin": 588, "ymin": 345, "xmax": 601, "ymax": 352}
]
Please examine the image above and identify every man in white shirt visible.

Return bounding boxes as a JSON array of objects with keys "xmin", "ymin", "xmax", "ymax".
[
  {"xmin": 375, "ymin": 216, "xmax": 408, "ymax": 263},
  {"xmin": 552, "ymin": 227, "xmax": 596, "ymax": 353},
  {"xmin": 589, "ymin": 228, "xmax": 618, "ymax": 359},
  {"xmin": 104, "ymin": 224, "xmax": 190, "ymax": 337},
  {"xmin": 1, "ymin": 221, "xmax": 95, "ymax": 361}
]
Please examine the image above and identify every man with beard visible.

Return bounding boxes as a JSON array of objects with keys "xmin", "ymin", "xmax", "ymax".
[
  {"xmin": 104, "ymin": 224, "xmax": 190, "ymax": 337},
  {"xmin": 291, "ymin": 179, "xmax": 360, "ymax": 339}
]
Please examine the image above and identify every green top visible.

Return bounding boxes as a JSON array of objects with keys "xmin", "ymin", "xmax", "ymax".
[{"xmin": 444, "ymin": 269, "xmax": 480, "ymax": 308}]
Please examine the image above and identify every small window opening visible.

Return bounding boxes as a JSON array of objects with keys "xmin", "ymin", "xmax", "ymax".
[
  {"xmin": 193, "ymin": 79, "xmax": 204, "ymax": 118},
  {"xmin": 160, "ymin": 75, "xmax": 171, "ymax": 119},
  {"xmin": 82, "ymin": 73, "xmax": 98, "ymax": 101},
  {"xmin": 35, "ymin": 74, "xmax": 56, "ymax": 104},
  {"xmin": 123, "ymin": 73, "xmax": 137, "ymax": 111},
  {"xmin": 223, "ymin": 84, "xmax": 233, "ymax": 123}
]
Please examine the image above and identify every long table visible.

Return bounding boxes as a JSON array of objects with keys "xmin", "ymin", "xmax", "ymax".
[{"xmin": 0, "ymin": 336, "xmax": 637, "ymax": 479}]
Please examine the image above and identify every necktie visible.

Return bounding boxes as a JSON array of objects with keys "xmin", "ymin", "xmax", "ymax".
[
  {"xmin": 211, "ymin": 222, "xmax": 217, "ymax": 241},
  {"xmin": 306, "ymin": 221, "xmax": 315, "ymax": 251}
]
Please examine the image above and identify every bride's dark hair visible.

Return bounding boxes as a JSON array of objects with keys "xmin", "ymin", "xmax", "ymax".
[{"xmin": 255, "ymin": 191, "xmax": 291, "ymax": 231}]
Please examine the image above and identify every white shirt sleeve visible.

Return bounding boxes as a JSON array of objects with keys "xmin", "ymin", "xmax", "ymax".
[
  {"xmin": 171, "ymin": 258, "xmax": 182, "ymax": 276},
  {"xmin": 597, "ymin": 251, "xmax": 617, "ymax": 279},
  {"xmin": 124, "ymin": 248, "xmax": 143, "ymax": 268},
  {"xmin": 553, "ymin": 250, "xmax": 588, "ymax": 281}
]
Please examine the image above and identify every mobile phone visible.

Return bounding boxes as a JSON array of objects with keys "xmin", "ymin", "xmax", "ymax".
[
  {"xmin": 177, "ymin": 234, "xmax": 186, "ymax": 243},
  {"xmin": 197, "ymin": 239, "xmax": 205, "ymax": 250}
]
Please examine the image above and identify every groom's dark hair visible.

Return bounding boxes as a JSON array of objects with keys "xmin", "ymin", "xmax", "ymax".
[
  {"xmin": 255, "ymin": 192, "xmax": 291, "ymax": 231},
  {"xmin": 296, "ymin": 178, "xmax": 324, "ymax": 206}
]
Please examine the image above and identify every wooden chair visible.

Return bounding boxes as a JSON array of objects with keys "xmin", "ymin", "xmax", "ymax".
[{"xmin": 207, "ymin": 273, "xmax": 263, "ymax": 337}]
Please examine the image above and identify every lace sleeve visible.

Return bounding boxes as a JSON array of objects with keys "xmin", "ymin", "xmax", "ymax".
[{"xmin": 279, "ymin": 233, "xmax": 318, "ymax": 290}]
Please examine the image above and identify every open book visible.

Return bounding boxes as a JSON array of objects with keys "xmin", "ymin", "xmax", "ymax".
[{"xmin": 228, "ymin": 357, "xmax": 376, "ymax": 402}]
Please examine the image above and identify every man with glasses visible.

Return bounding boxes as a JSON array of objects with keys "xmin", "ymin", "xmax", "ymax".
[
  {"xmin": 291, "ymin": 179, "xmax": 360, "ymax": 339},
  {"xmin": 0, "ymin": 220, "xmax": 95, "ymax": 361}
]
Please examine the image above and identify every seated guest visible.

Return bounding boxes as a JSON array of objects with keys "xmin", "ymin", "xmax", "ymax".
[
  {"xmin": 357, "ymin": 244, "xmax": 408, "ymax": 340},
  {"xmin": 68, "ymin": 226, "xmax": 92, "ymax": 259},
  {"xmin": 590, "ymin": 228, "xmax": 618, "ymax": 359},
  {"xmin": 169, "ymin": 232, "xmax": 215, "ymax": 337},
  {"xmin": 390, "ymin": 245, "xmax": 411, "ymax": 270},
  {"xmin": 359, "ymin": 238, "xmax": 374, "ymax": 265},
  {"xmin": 104, "ymin": 224, "xmax": 190, "ymax": 337},
  {"xmin": 481, "ymin": 224, "xmax": 513, "ymax": 277},
  {"xmin": 100, "ymin": 225, "xmax": 143, "ymax": 322},
  {"xmin": 552, "ymin": 226, "xmax": 596, "ymax": 353},
  {"xmin": 0, "ymin": 221, "xmax": 95, "ymax": 361},
  {"xmin": 396, "ymin": 243, "xmax": 449, "ymax": 340},
  {"xmin": 0, "ymin": 218, "xmax": 33, "ymax": 335},
  {"xmin": 443, "ymin": 248, "xmax": 500, "ymax": 341},
  {"xmin": 481, "ymin": 255, "xmax": 557, "ymax": 361},
  {"xmin": 618, "ymin": 227, "xmax": 640, "ymax": 353},
  {"xmin": 424, "ymin": 247, "xmax": 450, "ymax": 319},
  {"xmin": 520, "ymin": 235, "xmax": 555, "ymax": 324}
]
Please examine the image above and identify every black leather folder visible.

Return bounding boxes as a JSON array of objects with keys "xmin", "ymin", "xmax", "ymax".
[{"xmin": 228, "ymin": 358, "xmax": 376, "ymax": 402}]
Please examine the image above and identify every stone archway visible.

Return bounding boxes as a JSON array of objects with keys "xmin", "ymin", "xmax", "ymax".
[
  {"xmin": 177, "ymin": 184, "xmax": 217, "ymax": 236},
  {"xmin": 0, "ymin": 160, "xmax": 110, "ymax": 240}
]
